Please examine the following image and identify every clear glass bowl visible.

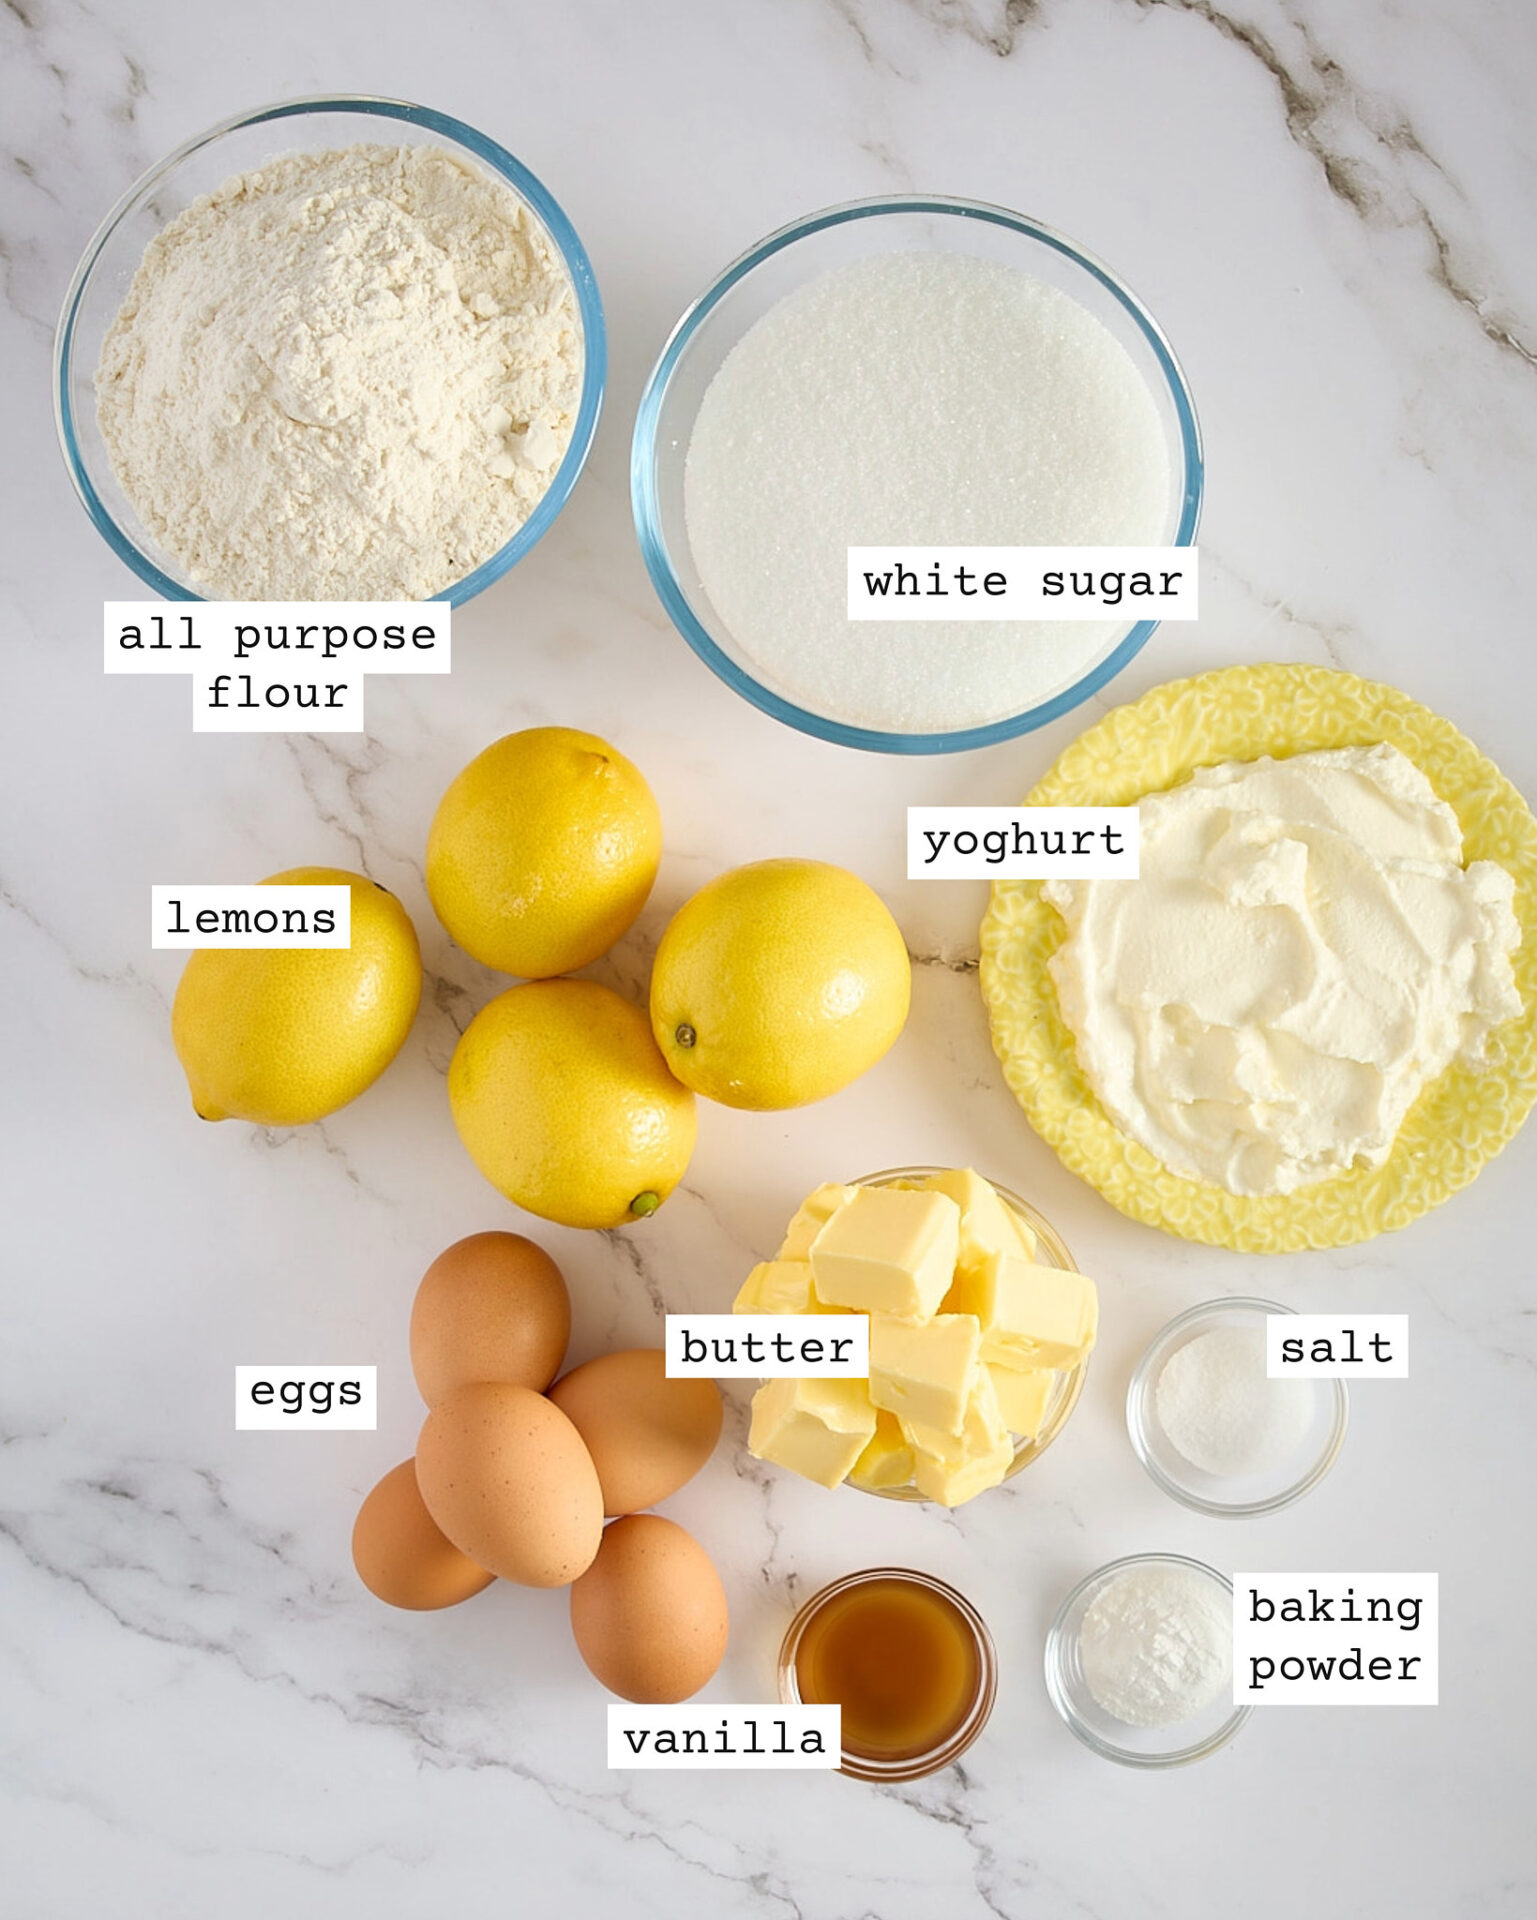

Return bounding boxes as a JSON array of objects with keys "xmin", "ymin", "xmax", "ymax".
[
  {"xmin": 778, "ymin": 1566, "xmax": 997, "ymax": 1781},
  {"xmin": 1044, "ymin": 1553, "xmax": 1250, "ymax": 1767},
  {"xmin": 631, "ymin": 195, "xmax": 1201, "ymax": 755},
  {"xmin": 851, "ymin": 1166, "xmax": 1090, "ymax": 1502},
  {"xmin": 1126, "ymin": 1296, "xmax": 1349, "ymax": 1517},
  {"xmin": 55, "ymin": 95, "xmax": 606, "ymax": 604}
]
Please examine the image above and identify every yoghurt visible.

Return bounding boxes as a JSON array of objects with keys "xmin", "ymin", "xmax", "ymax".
[{"xmin": 1042, "ymin": 744, "xmax": 1522, "ymax": 1195}]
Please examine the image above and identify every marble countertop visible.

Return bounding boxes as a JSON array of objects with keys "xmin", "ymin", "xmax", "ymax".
[{"xmin": 3, "ymin": 2, "xmax": 1535, "ymax": 1915}]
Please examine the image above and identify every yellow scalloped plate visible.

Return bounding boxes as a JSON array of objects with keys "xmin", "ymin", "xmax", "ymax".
[{"xmin": 979, "ymin": 664, "xmax": 1537, "ymax": 1250}]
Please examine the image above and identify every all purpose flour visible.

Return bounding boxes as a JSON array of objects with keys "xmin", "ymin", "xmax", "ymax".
[{"xmin": 96, "ymin": 145, "xmax": 581, "ymax": 600}]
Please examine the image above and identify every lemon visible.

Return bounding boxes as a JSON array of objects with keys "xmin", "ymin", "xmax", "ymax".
[
  {"xmin": 426, "ymin": 727, "xmax": 661, "ymax": 978},
  {"xmin": 649, "ymin": 858, "xmax": 911, "ymax": 1110},
  {"xmin": 172, "ymin": 868, "xmax": 422, "ymax": 1126},
  {"xmin": 449, "ymin": 979, "xmax": 696, "ymax": 1230}
]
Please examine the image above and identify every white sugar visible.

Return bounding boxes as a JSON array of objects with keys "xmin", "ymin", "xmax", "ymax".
[{"xmin": 683, "ymin": 251, "xmax": 1171, "ymax": 733}]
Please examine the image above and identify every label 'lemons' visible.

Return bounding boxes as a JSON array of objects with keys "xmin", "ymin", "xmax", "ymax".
[
  {"xmin": 172, "ymin": 868, "xmax": 422, "ymax": 1126},
  {"xmin": 427, "ymin": 727, "xmax": 661, "ymax": 978},
  {"xmin": 649, "ymin": 858, "xmax": 911, "ymax": 1109},
  {"xmin": 449, "ymin": 979, "xmax": 697, "ymax": 1230}
]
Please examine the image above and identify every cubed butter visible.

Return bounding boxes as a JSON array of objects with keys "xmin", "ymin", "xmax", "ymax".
[
  {"xmin": 777, "ymin": 1182, "xmax": 858, "ymax": 1260},
  {"xmin": 978, "ymin": 1252, "xmax": 1098, "ymax": 1371},
  {"xmin": 912, "ymin": 1432, "xmax": 1014, "ymax": 1508},
  {"xmin": 868, "ymin": 1312, "xmax": 980, "ymax": 1435},
  {"xmin": 922, "ymin": 1167, "xmax": 1037, "ymax": 1275},
  {"xmin": 732, "ymin": 1259, "xmax": 818, "ymax": 1315},
  {"xmin": 847, "ymin": 1410, "xmax": 916, "ymax": 1492},
  {"xmin": 810, "ymin": 1187, "xmax": 961, "ymax": 1321},
  {"xmin": 900, "ymin": 1363, "xmax": 1008, "ymax": 1466},
  {"xmin": 747, "ymin": 1377, "xmax": 876, "ymax": 1489},
  {"xmin": 987, "ymin": 1363, "xmax": 1053, "ymax": 1438}
]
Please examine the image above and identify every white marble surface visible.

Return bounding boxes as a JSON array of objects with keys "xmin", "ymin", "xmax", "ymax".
[{"xmin": 3, "ymin": 2, "xmax": 1536, "ymax": 1915}]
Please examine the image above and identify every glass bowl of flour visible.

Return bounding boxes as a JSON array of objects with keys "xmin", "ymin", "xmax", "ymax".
[
  {"xmin": 56, "ymin": 97, "xmax": 605, "ymax": 604},
  {"xmin": 632, "ymin": 196, "xmax": 1200, "ymax": 754}
]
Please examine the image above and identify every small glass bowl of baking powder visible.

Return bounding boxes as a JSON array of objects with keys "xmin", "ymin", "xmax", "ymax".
[
  {"xmin": 55, "ymin": 95, "xmax": 605, "ymax": 605},
  {"xmin": 1045, "ymin": 1553, "xmax": 1251, "ymax": 1767},
  {"xmin": 1127, "ymin": 1297, "xmax": 1349, "ymax": 1518}
]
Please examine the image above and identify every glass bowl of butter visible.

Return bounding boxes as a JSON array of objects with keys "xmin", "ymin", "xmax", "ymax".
[{"xmin": 738, "ymin": 1165, "xmax": 1095, "ymax": 1507}]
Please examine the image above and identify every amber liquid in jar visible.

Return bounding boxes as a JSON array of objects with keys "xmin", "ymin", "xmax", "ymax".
[{"xmin": 793, "ymin": 1574, "xmax": 983, "ymax": 1761}]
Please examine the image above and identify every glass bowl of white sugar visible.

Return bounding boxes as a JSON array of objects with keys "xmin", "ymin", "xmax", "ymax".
[
  {"xmin": 1045, "ymin": 1553, "xmax": 1251, "ymax": 1767},
  {"xmin": 1127, "ymin": 1297, "xmax": 1349, "ymax": 1517},
  {"xmin": 56, "ymin": 96, "xmax": 605, "ymax": 604},
  {"xmin": 632, "ymin": 196, "xmax": 1200, "ymax": 753}
]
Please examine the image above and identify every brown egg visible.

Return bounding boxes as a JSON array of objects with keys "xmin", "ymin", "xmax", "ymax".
[
  {"xmin": 570, "ymin": 1514, "xmax": 729, "ymax": 1702},
  {"xmin": 410, "ymin": 1231, "xmax": 571, "ymax": 1406},
  {"xmin": 351, "ymin": 1459, "xmax": 496, "ymax": 1611},
  {"xmin": 415, "ymin": 1380, "xmax": 603, "ymax": 1588},
  {"xmin": 548, "ymin": 1349, "xmax": 723, "ymax": 1516}
]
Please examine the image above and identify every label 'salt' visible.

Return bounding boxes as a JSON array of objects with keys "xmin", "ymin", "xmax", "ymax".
[{"xmin": 1267, "ymin": 1314, "xmax": 1408, "ymax": 1377}]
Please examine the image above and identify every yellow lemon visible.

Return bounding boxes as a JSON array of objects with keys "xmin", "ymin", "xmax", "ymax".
[
  {"xmin": 649, "ymin": 858, "xmax": 911, "ymax": 1110},
  {"xmin": 426, "ymin": 727, "xmax": 661, "ymax": 977},
  {"xmin": 449, "ymin": 978, "xmax": 697, "ymax": 1229},
  {"xmin": 171, "ymin": 868, "xmax": 422, "ymax": 1126}
]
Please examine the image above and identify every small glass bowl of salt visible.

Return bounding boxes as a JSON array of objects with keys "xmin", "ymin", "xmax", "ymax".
[
  {"xmin": 1127, "ymin": 1297, "xmax": 1349, "ymax": 1518},
  {"xmin": 1045, "ymin": 1553, "xmax": 1251, "ymax": 1767}
]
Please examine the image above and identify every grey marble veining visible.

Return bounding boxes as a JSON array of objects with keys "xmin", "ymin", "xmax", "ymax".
[{"xmin": 3, "ymin": 1, "xmax": 1536, "ymax": 1915}]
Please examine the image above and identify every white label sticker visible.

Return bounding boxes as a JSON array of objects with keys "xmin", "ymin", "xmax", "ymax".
[
  {"xmin": 235, "ymin": 1366, "xmax": 378, "ymax": 1430},
  {"xmin": 908, "ymin": 807, "xmax": 1139, "ymax": 879},
  {"xmin": 152, "ymin": 886, "xmax": 351, "ymax": 950},
  {"xmin": 607, "ymin": 1704, "xmax": 841, "ymax": 1769},
  {"xmin": 104, "ymin": 603, "xmax": 450, "ymax": 732},
  {"xmin": 665, "ymin": 1315, "xmax": 869, "ymax": 1378},
  {"xmin": 191, "ymin": 669, "xmax": 368, "ymax": 734},
  {"xmin": 1267, "ymin": 1315, "xmax": 1409, "ymax": 1378},
  {"xmin": 847, "ymin": 547, "xmax": 1198, "ymax": 621},
  {"xmin": 1233, "ymin": 1573, "xmax": 1438, "ymax": 1706}
]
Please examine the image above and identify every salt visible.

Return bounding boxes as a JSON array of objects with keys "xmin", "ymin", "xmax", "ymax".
[
  {"xmin": 1155, "ymin": 1324, "xmax": 1315, "ymax": 1478},
  {"xmin": 683, "ymin": 250, "xmax": 1170, "ymax": 733}
]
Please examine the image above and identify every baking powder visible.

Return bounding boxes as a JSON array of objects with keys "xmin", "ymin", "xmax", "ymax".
[{"xmin": 1080, "ymin": 1563, "xmax": 1231, "ymax": 1728}]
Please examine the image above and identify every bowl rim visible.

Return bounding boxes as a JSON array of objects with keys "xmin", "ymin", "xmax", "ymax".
[
  {"xmin": 1044, "ymin": 1551, "xmax": 1252, "ymax": 1768},
  {"xmin": 630, "ymin": 192, "xmax": 1203, "ymax": 755},
  {"xmin": 1125, "ymin": 1295, "xmax": 1350, "ymax": 1517},
  {"xmin": 54, "ymin": 92, "xmax": 606, "ymax": 606}
]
